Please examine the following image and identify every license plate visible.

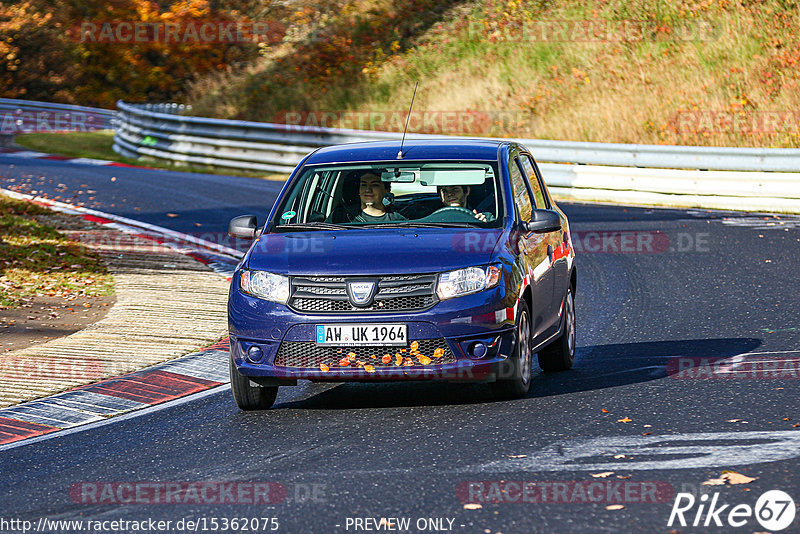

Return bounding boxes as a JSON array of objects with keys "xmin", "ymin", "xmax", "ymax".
[{"xmin": 315, "ymin": 324, "xmax": 407, "ymax": 346}]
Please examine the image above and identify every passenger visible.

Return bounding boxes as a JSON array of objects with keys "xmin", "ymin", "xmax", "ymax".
[
  {"xmin": 437, "ymin": 185, "xmax": 495, "ymax": 222},
  {"xmin": 354, "ymin": 172, "xmax": 406, "ymax": 223}
]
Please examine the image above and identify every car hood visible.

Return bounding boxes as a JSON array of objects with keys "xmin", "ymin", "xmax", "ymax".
[{"xmin": 246, "ymin": 228, "xmax": 505, "ymax": 275}]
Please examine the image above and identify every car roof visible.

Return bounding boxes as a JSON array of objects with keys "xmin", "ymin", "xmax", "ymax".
[{"xmin": 303, "ymin": 139, "xmax": 511, "ymax": 165}]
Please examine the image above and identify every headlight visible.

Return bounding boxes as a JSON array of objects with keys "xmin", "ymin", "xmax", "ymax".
[
  {"xmin": 239, "ymin": 269, "xmax": 290, "ymax": 303},
  {"xmin": 437, "ymin": 265, "xmax": 501, "ymax": 300}
]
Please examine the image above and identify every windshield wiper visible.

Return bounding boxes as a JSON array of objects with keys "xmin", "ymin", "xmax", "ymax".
[
  {"xmin": 369, "ymin": 222, "xmax": 483, "ymax": 229},
  {"xmin": 275, "ymin": 222, "xmax": 348, "ymax": 231}
]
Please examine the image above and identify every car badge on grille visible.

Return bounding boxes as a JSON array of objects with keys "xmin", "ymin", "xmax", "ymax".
[{"xmin": 347, "ymin": 280, "xmax": 377, "ymax": 307}]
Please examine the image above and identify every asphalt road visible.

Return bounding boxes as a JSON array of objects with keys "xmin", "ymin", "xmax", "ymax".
[{"xmin": 1, "ymin": 155, "xmax": 800, "ymax": 534}]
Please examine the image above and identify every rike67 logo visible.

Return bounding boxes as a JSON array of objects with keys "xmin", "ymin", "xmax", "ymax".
[{"xmin": 668, "ymin": 490, "xmax": 796, "ymax": 530}]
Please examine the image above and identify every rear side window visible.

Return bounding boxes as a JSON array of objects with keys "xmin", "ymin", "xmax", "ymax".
[
  {"xmin": 509, "ymin": 157, "xmax": 533, "ymax": 221},
  {"xmin": 519, "ymin": 155, "xmax": 547, "ymax": 209}
]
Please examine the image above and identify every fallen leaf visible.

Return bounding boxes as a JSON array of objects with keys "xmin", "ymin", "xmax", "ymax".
[
  {"xmin": 727, "ymin": 419, "xmax": 742, "ymax": 422},
  {"xmin": 166, "ymin": 213, "xmax": 179, "ymax": 218},
  {"xmin": 643, "ymin": 424, "xmax": 652, "ymax": 428},
  {"xmin": 702, "ymin": 471, "xmax": 757, "ymax": 486},
  {"xmin": 590, "ymin": 472, "xmax": 614, "ymax": 478},
  {"xmin": 720, "ymin": 471, "xmax": 757, "ymax": 484},
  {"xmin": 617, "ymin": 417, "xmax": 632, "ymax": 423},
  {"xmin": 507, "ymin": 454, "xmax": 527, "ymax": 458},
  {"xmin": 601, "ymin": 409, "xmax": 609, "ymax": 413},
  {"xmin": 642, "ymin": 432, "xmax": 652, "ymax": 435},
  {"xmin": 617, "ymin": 475, "xmax": 631, "ymax": 479},
  {"xmin": 613, "ymin": 454, "xmax": 626, "ymax": 459},
  {"xmin": 463, "ymin": 503, "xmax": 482, "ymax": 510},
  {"xmin": 606, "ymin": 505, "xmax": 625, "ymax": 510}
]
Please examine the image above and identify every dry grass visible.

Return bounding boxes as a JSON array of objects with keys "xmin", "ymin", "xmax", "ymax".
[{"xmin": 186, "ymin": 0, "xmax": 800, "ymax": 147}]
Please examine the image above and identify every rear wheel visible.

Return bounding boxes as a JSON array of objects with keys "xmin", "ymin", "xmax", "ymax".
[
  {"xmin": 538, "ymin": 288, "xmax": 576, "ymax": 372},
  {"xmin": 490, "ymin": 300, "xmax": 533, "ymax": 399},
  {"xmin": 230, "ymin": 357, "xmax": 278, "ymax": 410}
]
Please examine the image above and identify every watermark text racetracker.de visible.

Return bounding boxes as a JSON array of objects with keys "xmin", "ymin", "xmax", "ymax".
[
  {"xmin": 457, "ymin": 480, "xmax": 674, "ymax": 504},
  {"xmin": 272, "ymin": 110, "xmax": 537, "ymax": 136},
  {"xmin": 667, "ymin": 355, "xmax": 800, "ymax": 379},
  {"xmin": 671, "ymin": 110, "xmax": 800, "ymax": 136},
  {"xmin": 452, "ymin": 230, "xmax": 710, "ymax": 254},
  {"xmin": 0, "ymin": 354, "xmax": 104, "ymax": 381},
  {"xmin": 69, "ymin": 481, "xmax": 326, "ymax": 505},
  {"xmin": 72, "ymin": 20, "xmax": 286, "ymax": 44},
  {"xmin": 1, "ymin": 111, "xmax": 108, "ymax": 134},
  {"xmin": 466, "ymin": 18, "xmax": 722, "ymax": 43}
]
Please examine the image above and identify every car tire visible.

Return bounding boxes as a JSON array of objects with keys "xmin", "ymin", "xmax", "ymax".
[
  {"xmin": 229, "ymin": 356, "xmax": 278, "ymax": 410},
  {"xmin": 538, "ymin": 288, "xmax": 576, "ymax": 372},
  {"xmin": 490, "ymin": 300, "xmax": 533, "ymax": 399}
]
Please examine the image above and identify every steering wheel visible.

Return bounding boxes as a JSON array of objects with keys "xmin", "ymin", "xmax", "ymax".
[
  {"xmin": 433, "ymin": 206, "xmax": 474, "ymax": 216},
  {"xmin": 423, "ymin": 206, "xmax": 480, "ymax": 223}
]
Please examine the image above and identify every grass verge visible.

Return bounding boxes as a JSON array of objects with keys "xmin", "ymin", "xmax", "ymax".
[{"xmin": 0, "ymin": 195, "xmax": 114, "ymax": 309}]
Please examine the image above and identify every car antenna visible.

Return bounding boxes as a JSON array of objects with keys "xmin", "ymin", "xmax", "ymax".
[{"xmin": 397, "ymin": 82, "xmax": 418, "ymax": 160}]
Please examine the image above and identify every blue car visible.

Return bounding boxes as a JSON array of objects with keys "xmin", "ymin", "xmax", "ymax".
[{"xmin": 227, "ymin": 139, "xmax": 576, "ymax": 409}]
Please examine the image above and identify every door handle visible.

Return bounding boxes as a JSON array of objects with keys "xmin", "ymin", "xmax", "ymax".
[{"xmin": 547, "ymin": 244, "xmax": 553, "ymax": 261}]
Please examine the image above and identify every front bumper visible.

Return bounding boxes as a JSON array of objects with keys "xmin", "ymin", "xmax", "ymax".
[{"xmin": 229, "ymin": 282, "xmax": 517, "ymax": 383}]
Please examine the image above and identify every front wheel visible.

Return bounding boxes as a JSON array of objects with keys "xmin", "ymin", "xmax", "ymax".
[
  {"xmin": 490, "ymin": 300, "xmax": 533, "ymax": 399},
  {"xmin": 538, "ymin": 288, "xmax": 576, "ymax": 372},
  {"xmin": 230, "ymin": 357, "xmax": 278, "ymax": 410}
]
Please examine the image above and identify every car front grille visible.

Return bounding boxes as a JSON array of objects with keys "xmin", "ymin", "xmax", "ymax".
[
  {"xmin": 274, "ymin": 338, "xmax": 456, "ymax": 368},
  {"xmin": 288, "ymin": 274, "xmax": 437, "ymax": 314}
]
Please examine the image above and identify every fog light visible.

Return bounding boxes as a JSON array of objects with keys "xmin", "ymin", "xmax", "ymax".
[
  {"xmin": 247, "ymin": 345, "xmax": 263, "ymax": 362},
  {"xmin": 469, "ymin": 342, "xmax": 487, "ymax": 359}
]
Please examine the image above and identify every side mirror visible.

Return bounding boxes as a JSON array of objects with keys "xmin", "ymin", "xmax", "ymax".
[
  {"xmin": 228, "ymin": 215, "xmax": 259, "ymax": 239},
  {"xmin": 524, "ymin": 209, "xmax": 561, "ymax": 234}
]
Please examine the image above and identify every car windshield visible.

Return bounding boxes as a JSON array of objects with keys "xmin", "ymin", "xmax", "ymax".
[{"xmin": 272, "ymin": 161, "xmax": 503, "ymax": 230}]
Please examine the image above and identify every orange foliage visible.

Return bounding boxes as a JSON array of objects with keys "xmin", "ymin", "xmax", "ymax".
[{"xmin": 0, "ymin": 0, "xmax": 281, "ymax": 106}]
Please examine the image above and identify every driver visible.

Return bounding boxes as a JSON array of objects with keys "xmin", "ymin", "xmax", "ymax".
[{"xmin": 437, "ymin": 185, "xmax": 495, "ymax": 222}]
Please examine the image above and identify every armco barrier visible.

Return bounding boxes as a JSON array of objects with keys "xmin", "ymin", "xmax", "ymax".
[
  {"xmin": 4, "ymin": 99, "xmax": 800, "ymax": 213},
  {"xmin": 112, "ymin": 100, "xmax": 800, "ymax": 213},
  {"xmin": 541, "ymin": 163, "xmax": 800, "ymax": 213}
]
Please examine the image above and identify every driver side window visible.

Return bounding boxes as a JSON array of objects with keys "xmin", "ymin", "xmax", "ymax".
[{"xmin": 509, "ymin": 157, "xmax": 534, "ymax": 221}]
